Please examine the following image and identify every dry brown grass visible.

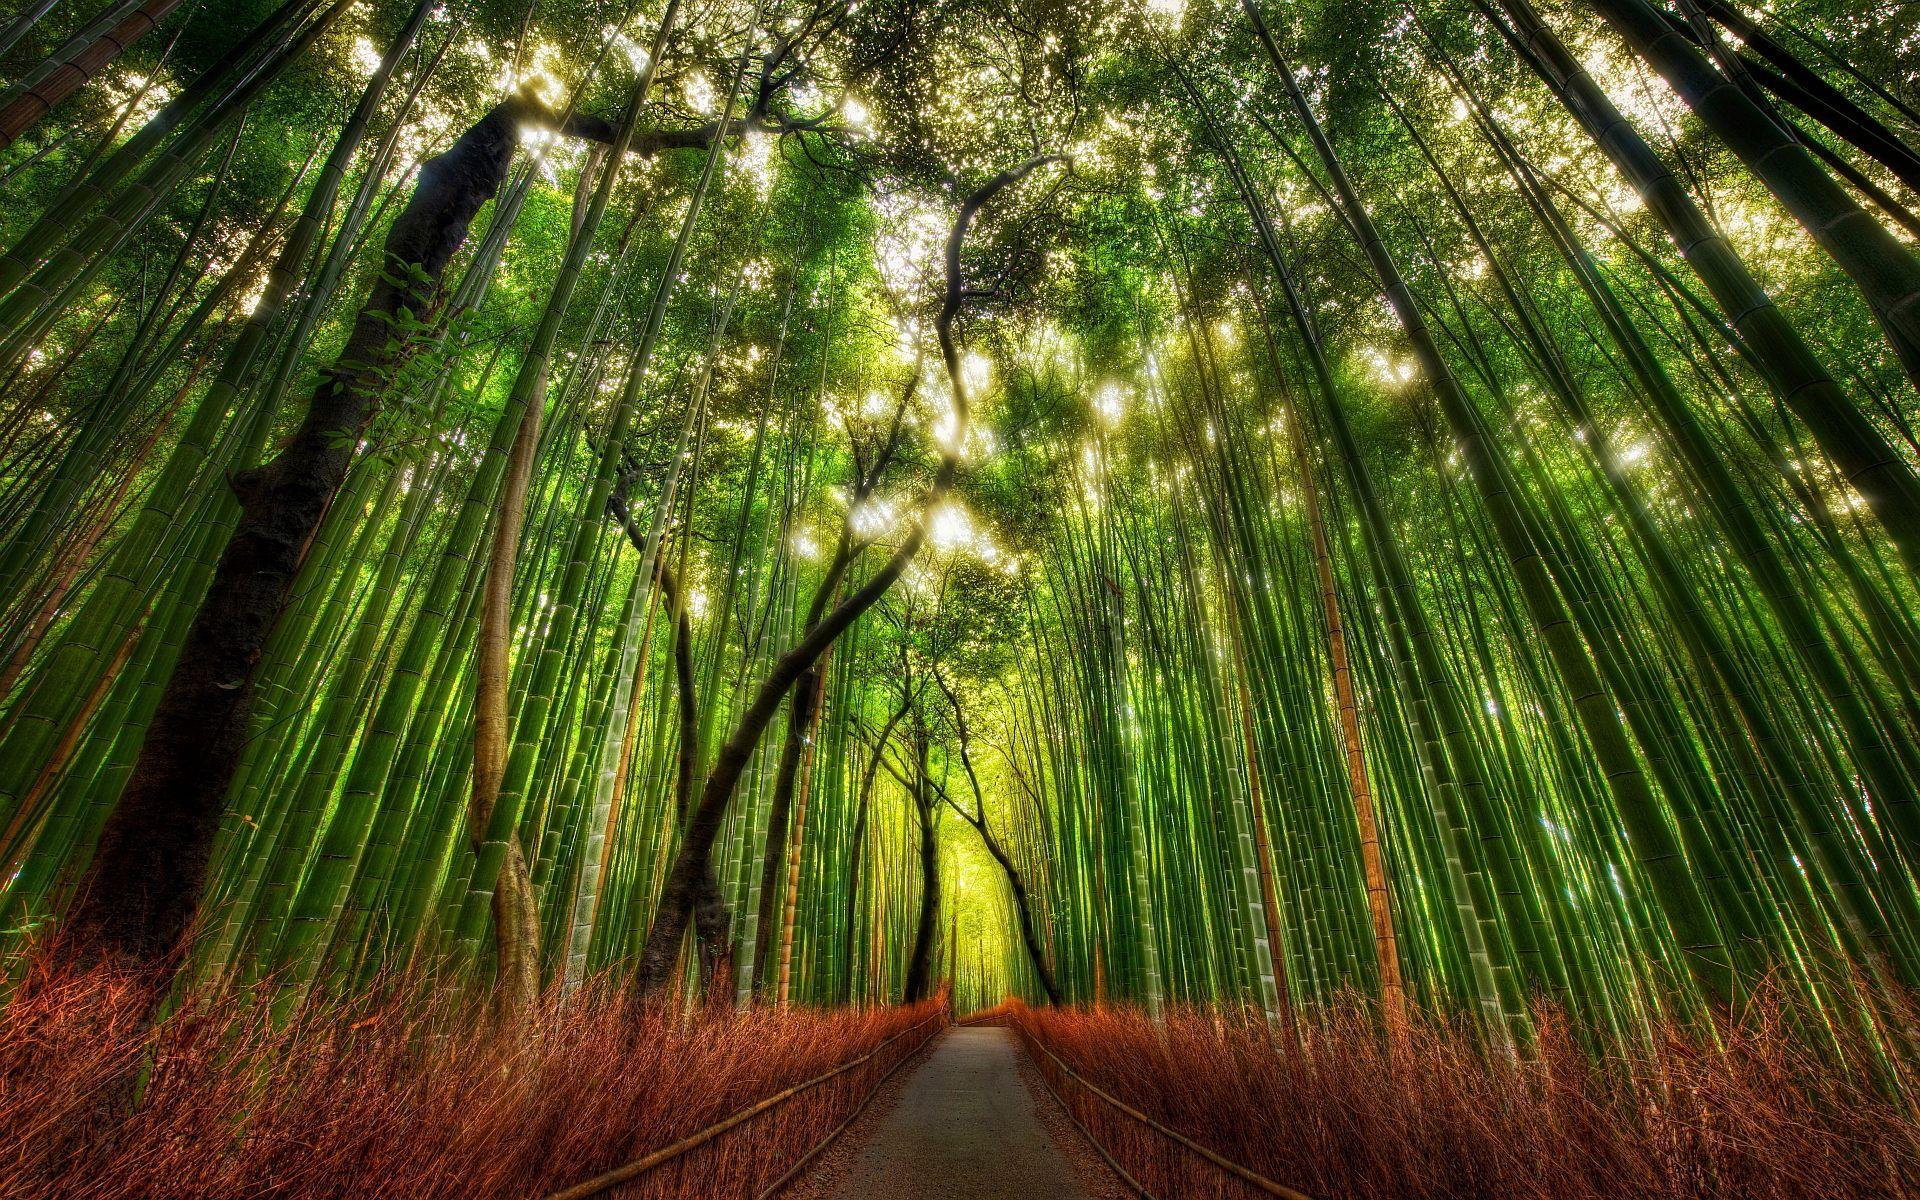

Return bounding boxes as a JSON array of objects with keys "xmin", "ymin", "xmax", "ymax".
[
  {"xmin": 0, "ymin": 961, "xmax": 942, "ymax": 1199},
  {"xmin": 998, "ymin": 987, "xmax": 1920, "ymax": 1200}
]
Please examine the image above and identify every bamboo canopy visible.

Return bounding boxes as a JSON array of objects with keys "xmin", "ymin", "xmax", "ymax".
[{"xmin": 0, "ymin": 0, "xmax": 1916, "ymax": 1059}]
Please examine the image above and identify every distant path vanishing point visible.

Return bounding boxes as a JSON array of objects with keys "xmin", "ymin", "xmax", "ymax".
[{"xmin": 826, "ymin": 1026, "xmax": 1098, "ymax": 1200}]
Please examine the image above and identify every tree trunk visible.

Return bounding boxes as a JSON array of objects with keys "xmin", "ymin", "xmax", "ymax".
[
  {"xmin": 1685, "ymin": 3, "xmax": 1920, "ymax": 195},
  {"xmin": 472, "ymin": 351, "xmax": 546, "ymax": 1017},
  {"xmin": 752, "ymin": 666, "xmax": 822, "ymax": 993},
  {"xmin": 934, "ymin": 670, "xmax": 1061, "ymax": 1004},
  {"xmin": 843, "ymin": 685, "xmax": 912, "ymax": 1002},
  {"xmin": 1248, "ymin": 0, "xmax": 1739, "ymax": 1007},
  {"xmin": 1278, "ymin": 291, "xmax": 1407, "ymax": 1032},
  {"xmin": 776, "ymin": 653, "xmax": 831, "ymax": 1006},
  {"xmin": 1580, "ymin": 0, "xmax": 1920, "ymax": 383},
  {"xmin": 608, "ymin": 494, "xmax": 733, "ymax": 991},
  {"xmin": 0, "ymin": 0, "xmax": 182, "ymax": 149},
  {"xmin": 60, "ymin": 90, "xmax": 545, "ymax": 979},
  {"xmin": 0, "ymin": 0, "xmax": 60, "ymax": 59},
  {"xmin": 661, "ymin": 560, "xmax": 734, "ymax": 991},
  {"xmin": 632, "ymin": 154, "xmax": 1063, "ymax": 996},
  {"xmin": 1484, "ymin": 0, "xmax": 1920, "ymax": 576},
  {"xmin": 970, "ymin": 811, "xmax": 1057, "ymax": 1004},
  {"xmin": 902, "ymin": 730, "xmax": 940, "ymax": 1004}
]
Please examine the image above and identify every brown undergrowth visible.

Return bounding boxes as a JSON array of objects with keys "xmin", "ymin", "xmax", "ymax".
[
  {"xmin": 0, "ymin": 959, "xmax": 943, "ymax": 1199},
  {"xmin": 994, "ymin": 986, "xmax": 1920, "ymax": 1200}
]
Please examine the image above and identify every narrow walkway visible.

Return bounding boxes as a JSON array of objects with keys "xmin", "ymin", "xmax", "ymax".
[{"xmin": 827, "ymin": 1026, "xmax": 1095, "ymax": 1199}]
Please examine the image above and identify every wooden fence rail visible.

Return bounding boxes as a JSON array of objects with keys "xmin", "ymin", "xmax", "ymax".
[
  {"xmin": 540, "ymin": 1010, "xmax": 946, "ymax": 1200},
  {"xmin": 1007, "ymin": 1020, "xmax": 1314, "ymax": 1200}
]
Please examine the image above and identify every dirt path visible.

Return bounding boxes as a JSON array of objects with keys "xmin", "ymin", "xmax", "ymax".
[{"xmin": 801, "ymin": 1026, "xmax": 1120, "ymax": 1200}]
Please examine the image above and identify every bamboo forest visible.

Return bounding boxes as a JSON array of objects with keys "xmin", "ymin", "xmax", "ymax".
[{"xmin": 3, "ymin": 0, "xmax": 1920, "ymax": 1193}]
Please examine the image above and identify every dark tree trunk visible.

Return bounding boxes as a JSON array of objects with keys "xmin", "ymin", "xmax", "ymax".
[
  {"xmin": 0, "ymin": 0, "xmax": 60, "ymax": 61},
  {"xmin": 632, "ymin": 154, "xmax": 1062, "ymax": 997},
  {"xmin": 634, "ymin": 531, "xmax": 941, "ymax": 994},
  {"xmin": 1692, "ymin": 0, "xmax": 1920, "ymax": 194},
  {"xmin": 901, "ymin": 731, "xmax": 939, "ymax": 1004},
  {"xmin": 843, "ymin": 688, "xmax": 912, "ymax": 1002},
  {"xmin": 1248, "ymin": 0, "xmax": 1739, "ymax": 1005},
  {"xmin": 970, "ymin": 813, "xmax": 1057, "ymax": 1004},
  {"xmin": 1484, "ymin": 0, "xmax": 1920, "ymax": 577},
  {"xmin": 61, "ymin": 92, "xmax": 541, "ymax": 979},
  {"xmin": 665, "ymin": 561, "xmax": 733, "ymax": 990},
  {"xmin": 1644, "ymin": 5, "xmax": 1920, "ymax": 236},
  {"xmin": 933, "ymin": 670, "xmax": 1060, "ymax": 1004},
  {"xmin": 1580, "ymin": 0, "xmax": 1920, "ymax": 385},
  {"xmin": 0, "ymin": 0, "xmax": 183, "ymax": 150},
  {"xmin": 749, "ymin": 530, "xmax": 860, "ymax": 996},
  {"xmin": 609, "ymin": 492, "xmax": 732, "ymax": 991},
  {"xmin": 751, "ymin": 664, "xmax": 823, "ymax": 993}
]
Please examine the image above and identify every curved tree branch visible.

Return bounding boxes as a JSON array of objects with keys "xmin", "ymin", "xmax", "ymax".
[{"xmin": 634, "ymin": 152, "xmax": 1065, "ymax": 996}]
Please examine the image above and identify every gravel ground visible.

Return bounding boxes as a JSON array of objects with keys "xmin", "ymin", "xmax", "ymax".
[{"xmin": 783, "ymin": 1024, "xmax": 1127, "ymax": 1200}]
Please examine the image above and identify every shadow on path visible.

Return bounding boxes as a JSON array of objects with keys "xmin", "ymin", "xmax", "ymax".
[{"xmin": 826, "ymin": 1026, "xmax": 1096, "ymax": 1199}]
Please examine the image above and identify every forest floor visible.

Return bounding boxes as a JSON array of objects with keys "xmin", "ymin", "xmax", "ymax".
[{"xmin": 787, "ymin": 1026, "xmax": 1126, "ymax": 1200}]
